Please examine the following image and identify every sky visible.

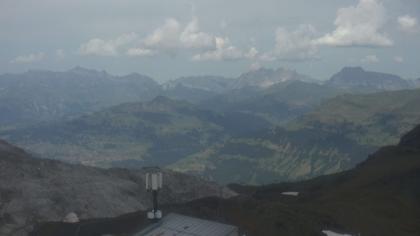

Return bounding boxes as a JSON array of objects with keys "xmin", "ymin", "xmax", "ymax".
[{"xmin": 1, "ymin": 0, "xmax": 419, "ymax": 82}]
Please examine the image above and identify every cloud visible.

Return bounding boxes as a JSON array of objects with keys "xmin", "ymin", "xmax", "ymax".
[
  {"xmin": 180, "ymin": 17, "xmax": 214, "ymax": 49},
  {"xmin": 361, "ymin": 55, "xmax": 379, "ymax": 63},
  {"xmin": 143, "ymin": 17, "xmax": 214, "ymax": 50},
  {"xmin": 192, "ymin": 37, "xmax": 244, "ymax": 61},
  {"xmin": 257, "ymin": 0, "xmax": 395, "ymax": 63},
  {"xmin": 274, "ymin": 24, "xmax": 318, "ymax": 60},
  {"xmin": 398, "ymin": 15, "xmax": 419, "ymax": 33},
  {"xmin": 394, "ymin": 56, "xmax": 404, "ymax": 63},
  {"xmin": 316, "ymin": 0, "xmax": 393, "ymax": 47},
  {"xmin": 79, "ymin": 33, "xmax": 137, "ymax": 56},
  {"xmin": 78, "ymin": 17, "xmax": 249, "ymax": 61},
  {"xmin": 56, "ymin": 49, "xmax": 65, "ymax": 59},
  {"xmin": 244, "ymin": 47, "xmax": 259, "ymax": 60},
  {"xmin": 11, "ymin": 52, "xmax": 45, "ymax": 64},
  {"xmin": 249, "ymin": 62, "xmax": 262, "ymax": 71},
  {"xmin": 144, "ymin": 18, "xmax": 181, "ymax": 49},
  {"xmin": 258, "ymin": 52, "xmax": 276, "ymax": 62},
  {"xmin": 126, "ymin": 48, "xmax": 155, "ymax": 57}
]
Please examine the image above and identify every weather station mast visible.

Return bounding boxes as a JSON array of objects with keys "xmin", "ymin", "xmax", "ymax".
[{"xmin": 145, "ymin": 167, "xmax": 163, "ymax": 221}]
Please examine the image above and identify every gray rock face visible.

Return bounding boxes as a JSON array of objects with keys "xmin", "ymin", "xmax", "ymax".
[
  {"xmin": 0, "ymin": 140, "xmax": 235, "ymax": 236},
  {"xmin": 327, "ymin": 67, "xmax": 411, "ymax": 92}
]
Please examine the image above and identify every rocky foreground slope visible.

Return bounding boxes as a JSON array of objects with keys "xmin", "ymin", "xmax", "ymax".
[{"xmin": 0, "ymin": 140, "xmax": 234, "ymax": 236}]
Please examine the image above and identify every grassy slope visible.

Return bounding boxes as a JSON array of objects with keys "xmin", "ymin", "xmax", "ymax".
[
  {"xmin": 291, "ymin": 89, "xmax": 420, "ymax": 147},
  {"xmin": 1, "ymin": 97, "xmax": 224, "ymax": 166},
  {"xmin": 171, "ymin": 89, "xmax": 420, "ymax": 184},
  {"xmin": 1, "ymin": 97, "xmax": 273, "ymax": 169},
  {"xmin": 170, "ymin": 127, "xmax": 373, "ymax": 185}
]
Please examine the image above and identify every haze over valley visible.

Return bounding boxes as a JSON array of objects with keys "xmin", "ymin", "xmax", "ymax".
[
  {"xmin": 1, "ymin": 0, "xmax": 420, "ymax": 235},
  {"xmin": 1, "ymin": 66, "xmax": 419, "ymax": 185}
]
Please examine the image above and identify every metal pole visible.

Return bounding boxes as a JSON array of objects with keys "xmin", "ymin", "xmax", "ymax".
[{"xmin": 153, "ymin": 190, "xmax": 158, "ymax": 213}]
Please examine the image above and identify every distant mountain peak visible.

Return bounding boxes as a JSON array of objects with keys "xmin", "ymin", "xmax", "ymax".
[
  {"xmin": 69, "ymin": 66, "xmax": 94, "ymax": 72},
  {"xmin": 163, "ymin": 75, "xmax": 233, "ymax": 94},
  {"xmin": 68, "ymin": 66, "xmax": 108, "ymax": 77},
  {"xmin": 241, "ymin": 67, "xmax": 290, "ymax": 78},
  {"xmin": 119, "ymin": 72, "xmax": 154, "ymax": 82},
  {"xmin": 234, "ymin": 67, "xmax": 313, "ymax": 89},
  {"xmin": 340, "ymin": 66, "xmax": 365, "ymax": 73},
  {"xmin": 327, "ymin": 66, "xmax": 410, "ymax": 91},
  {"xmin": 151, "ymin": 95, "xmax": 173, "ymax": 104}
]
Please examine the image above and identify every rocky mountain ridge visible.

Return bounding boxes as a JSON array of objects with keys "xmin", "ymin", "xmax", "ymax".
[
  {"xmin": 326, "ymin": 66, "xmax": 411, "ymax": 92},
  {"xmin": 0, "ymin": 67, "xmax": 162, "ymax": 128},
  {"xmin": 1, "ymin": 66, "xmax": 416, "ymax": 129},
  {"xmin": 0, "ymin": 139, "xmax": 235, "ymax": 236}
]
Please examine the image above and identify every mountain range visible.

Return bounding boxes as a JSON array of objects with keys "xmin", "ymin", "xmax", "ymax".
[
  {"xmin": 163, "ymin": 75, "xmax": 234, "ymax": 94},
  {"xmin": 0, "ymin": 67, "xmax": 161, "ymax": 129},
  {"xmin": 4, "ymin": 88, "xmax": 420, "ymax": 184},
  {"xmin": 230, "ymin": 67, "xmax": 316, "ymax": 89},
  {"xmin": 199, "ymin": 80, "xmax": 342, "ymax": 125},
  {"xmin": 1, "ymin": 66, "xmax": 417, "ymax": 130},
  {"xmin": 1, "ymin": 66, "xmax": 420, "ymax": 185}
]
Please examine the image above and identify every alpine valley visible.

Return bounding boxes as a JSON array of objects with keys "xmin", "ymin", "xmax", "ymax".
[{"xmin": 1, "ymin": 66, "xmax": 420, "ymax": 185}]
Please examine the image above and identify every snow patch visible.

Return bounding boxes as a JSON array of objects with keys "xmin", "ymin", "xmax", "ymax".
[
  {"xmin": 322, "ymin": 230, "xmax": 352, "ymax": 236},
  {"xmin": 63, "ymin": 212, "xmax": 79, "ymax": 223},
  {"xmin": 281, "ymin": 191, "xmax": 299, "ymax": 196}
]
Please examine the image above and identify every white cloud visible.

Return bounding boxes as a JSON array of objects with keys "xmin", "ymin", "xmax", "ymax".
[
  {"xmin": 361, "ymin": 54, "xmax": 379, "ymax": 63},
  {"xmin": 244, "ymin": 47, "xmax": 259, "ymax": 60},
  {"xmin": 258, "ymin": 52, "xmax": 277, "ymax": 62},
  {"xmin": 274, "ymin": 24, "xmax": 318, "ymax": 60},
  {"xmin": 316, "ymin": 0, "xmax": 393, "ymax": 47},
  {"xmin": 144, "ymin": 17, "xmax": 215, "ymax": 50},
  {"xmin": 258, "ymin": 0, "xmax": 395, "ymax": 63},
  {"xmin": 180, "ymin": 17, "xmax": 214, "ymax": 49},
  {"xmin": 79, "ymin": 33, "xmax": 137, "ymax": 56},
  {"xmin": 78, "ymin": 17, "xmax": 250, "ymax": 60},
  {"xmin": 249, "ymin": 62, "xmax": 262, "ymax": 71},
  {"xmin": 398, "ymin": 15, "xmax": 419, "ymax": 33},
  {"xmin": 126, "ymin": 48, "xmax": 155, "ymax": 57},
  {"xmin": 56, "ymin": 49, "xmax": 65, "ymax": 59},
  {"xmin": 394, "ymin": 56, "xmax": 404, "ymax": 63},
  {"xmin": 192, "ymin": 37, "xmax": 244, "ymax": 61},
  {"xmin": 144, "ymin": 18, "xmax": 181, "ymax": 49},
  {"xmin": 11, "ymin": 52, "xmax": 45, "ymax": 64}
]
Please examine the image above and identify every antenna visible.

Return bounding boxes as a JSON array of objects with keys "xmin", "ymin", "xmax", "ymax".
[{"xmin": 145, "ymin": 167, "xmax": 163, "ymax": 221}]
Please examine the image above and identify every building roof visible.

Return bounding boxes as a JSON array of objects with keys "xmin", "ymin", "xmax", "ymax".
[{"xmin": 135, "ymin": 213, "xmax": 238, "ymax": 236}]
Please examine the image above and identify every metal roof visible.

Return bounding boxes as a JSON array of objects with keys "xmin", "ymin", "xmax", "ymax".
[{"xmin": 135, "ymin": 213, "xmax": 238, "ymax": 236}]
